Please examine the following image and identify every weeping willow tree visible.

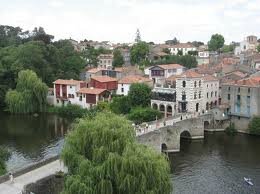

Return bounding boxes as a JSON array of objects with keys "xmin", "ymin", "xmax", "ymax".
[
  {"xmin": 61, "ymin": 112, "xmax": 172, "ymax": 194},
  {"xmin": 5, "ymin": 69, "xmax": 48, "ymax": 113}
]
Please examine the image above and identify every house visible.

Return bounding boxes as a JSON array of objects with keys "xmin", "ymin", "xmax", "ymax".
[
  {"xmin": 90, "ymin": 76, "xmax": 118, "ymax": 92},
  {"xmin": 149, "ymin": 64, "xmax": 185, "ymax": 84},
  {"xmin": 76, "ymin": 88, "xmax": 110, "ymax": 109},
  {"xmin": 176, "ymin": 70, "xmax": 204, "ymax": 113},
  {"xmin": 85, "ymin": 67, "xmax": 122, "ymax": 81},
  {"xmin": 116, "ymin": 75, "xmax": 153, "ymax": 96},
  {"xmin": 119, "ymin": 48, "xmax": 131, "ymax": 66},
  {"xmin": 168, "ymin": 43, "xmax": 197, "ymax": 55},
  {"xmin": 97, "ymin": 54, "xmax": 114, "ymax": 69},
  {"xmin": 221, "ymin": 77, "xmax": 260, "ymax": 131},
  {"xmin": 197, "ymin": 49, "xmax": 209, "ymax": 65},
  {"xmin": 53, "ymin": 79, "xmax": 86, "ymax": 106},
  {"xmin": 203, "ymin": 75, "xmax": 220, "ymax": 111}
]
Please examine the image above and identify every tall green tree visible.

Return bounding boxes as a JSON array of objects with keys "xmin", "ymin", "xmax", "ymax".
[
  {"xmin": 128, "ymin": 83, "xmax": 151, "ymax": 107},
  {"xmin": 5, "ymin": 70, "xmax": 48, "ymax": 114},
  {"xmin": 208, "ymin": 34, "xmax": 225, "ymax": 52},
  {"xmin": 112, "ymin": 49, "xmax": 124, "ymax": 67},
  {"xmin": 62, "ymin": 112, "xmax": 172, "ymax": 194},
  {"xmin": 110, "ymin": 96, "xmax": 131, "ymax": 114},
  {"xmin": 128, "ymin": 107, "xmax": 162, "ymax": 124},
  {"xmin": 130, "ymin": 41, "xmax": 149, "ymax": 65}
]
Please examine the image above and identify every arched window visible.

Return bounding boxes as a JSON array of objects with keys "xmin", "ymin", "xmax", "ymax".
[
  {"xmin": 194, "ymin": 92, "xmax": 197, "ymax": 99},
  {"xmin": 182, "ymin": 91, "xmax": 186, "ymax": 101},
  {"xmin": 196, "ymin": 103, "xmax": 199, "ymax": 112},
  {"xmin": 194, "ymin": 81, "xmax": 197, "ymax": 88},
  {"xmin": 199, "ymin": 80, "xmax": 201, "ymax": 87},
  {"xmin": 199, "ymin": 91, "xmax": 201, "ymax": 99},
  {"xmin": 182, "ymin": 81, "xmax": 186, "ymax": 88}
]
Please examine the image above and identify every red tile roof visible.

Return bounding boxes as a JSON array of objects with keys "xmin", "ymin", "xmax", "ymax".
[
  {"xmin": 156, "ymin": 64, "xmax": 184, "ymax": 70},
  {"xmin": 178, "ymin": 70, "xmax": 202, "ymax": 78},
  {"xmin": 53, "ymin": 79, "xmax": 85, "ymax": 85},
  {"xmin": 77, "ymin": 88, "xmax": 107, "ymax": 95},
  {"xmin": 118, "ymin": 75, "xmax": 152, "ymax": 84},
  {"xmin": 224, "ymin": 78, "xmax": 260, "ymax": 87},
  {"xmin": 203, "ymin": 74, "xmax": 219, "ymax": 81},
  {"xmin": 87, "ymin": 68, "xmax": 105, "ymax": 73},
  {"xmin": 171, "ymin": 43, "xmax": 195, "ymax": 48},
  {"xmin": 91, "ymin": 76, "xmax": 117, "ymax": 82}
]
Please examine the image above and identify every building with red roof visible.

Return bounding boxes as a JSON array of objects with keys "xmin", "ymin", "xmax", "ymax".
[{"xmin": 90, "ymin": 76, "xmax": 118, "ymax": 92}]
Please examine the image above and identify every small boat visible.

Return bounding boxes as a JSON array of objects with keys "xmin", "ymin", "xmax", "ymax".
[{"xmin": 244, "ymin": 177, "xmax": 253, "ymax": 186}]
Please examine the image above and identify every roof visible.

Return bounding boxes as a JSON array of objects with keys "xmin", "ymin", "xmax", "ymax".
[
  {"xmin": 171, "ymin": 43, "xmax": 195, "ymax": 48},
  {"xmin": 118, "ymin": 75, "xmax": 152, "ymax": 84},
  {"xmin": 53, "ymin": 79, "xmax": 85, "ymax": 85},
  {"xmin": 166, "ymin": 75, "xmax": 177, "ymax": 82},
  {"xmin": 203, "ymin": 74, "xmax": 219, "ymax": 82},
  {"xmin": 114, "ymin": 67, "xmax": 124, "ymax": 72},
  {"xmin": 155, "ymin": 64, "xmax": 184, "ymax": 70},
  {"xmin": 223, "ymin": 78, "xmax": 260, "ymax": 87},
  {"xmin": 77, "ymin": 88, "xmax": 107, "ymax": 95},
  {"xmin": 178, "ymin": 70, "xmax": 202, "ymax": 78},
  {"xmin": 91, "ymin": 76, "xmax": 117, "ymax": 82},
  {"xmin": 87, "ymin": 68, "xmax": 105, "ymax": 73}
]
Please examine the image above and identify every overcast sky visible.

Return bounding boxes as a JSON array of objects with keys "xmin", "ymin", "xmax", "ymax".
[{"xmin": 0, "ymin": 0, "xmax": 260, "ymax": 44}]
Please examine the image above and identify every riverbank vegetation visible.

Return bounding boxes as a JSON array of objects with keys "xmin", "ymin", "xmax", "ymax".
[
  {"xmin": 5, "ymin": 70, "xmax": 48, "ymax": 114},
  {"xmin": 61, "ymin": 112, "xmax": 172, "ymax": 194},
  {"xmin": 0, "ymin": 25, "xmax": 85, "ymax": 110},
  {"xmin": 225, "ymin": 123, "xmax": 237, "ymax": 135},
  {"xmin": 248, "ymin": 116, "xmax": 260, "ymax": 135},
  {"xmin": 0, "ymin": 147, "xmax": 10, "ymax": 175}
]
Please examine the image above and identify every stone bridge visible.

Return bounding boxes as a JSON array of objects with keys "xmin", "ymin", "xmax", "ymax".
[{"xmin": 136, "ymin": 113, "xmax": 213, "ymax": 152}]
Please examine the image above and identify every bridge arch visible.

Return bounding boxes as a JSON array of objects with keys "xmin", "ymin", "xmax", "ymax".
[
  {"xmin": 152, "ymin": 103, "xmax": 158, "ymax": 110},
  {"xmin": 180, "ymin": 130, "xmax": 191, "ymax": 139},
  {"xmin": 204, "ymin": 121, "xmax": 210, "ymax": 129},
  {"xmin": 161, "ymin": 143, "xmax": 168, "ymax": 153}
]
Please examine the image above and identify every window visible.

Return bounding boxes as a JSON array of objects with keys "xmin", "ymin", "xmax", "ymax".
[
  {"xmin": 248, "ymin": 88, "xmax": 250, "ymax": 93},
  {"xmin": 228, "ymin": 94, "xmax": 230, "ymax": 100},
  {"xmin": 194, "ymin": 92, "xmax": 197, "ymax": 99},
  {"xmin": 182, "ymin": 81, "xmax": 186, "ymax": 87},
  {"xmin": 247, "ymin": 96, "xmax": 250, "ymax": 104},
  {"xmin": 56, "ymin": 99, "xmax": 59, "ymax": 103},
  {"xmin": 211, "ymin": 92, "xmax": 213, "ymax": 97},
  {"xmin": 247, "ymin": 105, "xmax": 251, "ymax": 115},
  {"xmin": 207, "ymin": 93, "xmax": 209, "ymax": 98},
  {"xmin": 215, "ymin": 91, "xmax": 217, "ymax": 97},
  {"xmin": 121, "ymin": 88, "xmax": 124, "ymax": 93},
  {"xmin": 199, "ymin": 91, "xmax": 201, "ymax": 99},
  {"xmin": 182, "ymin": 91, "xmax": 186, "ymax": 100},
  {"xmin": 199, "ymin": 80, "xmax": 201, "ymax": 87},
  {"xmin": 238, "ymin": 87, "xmax": 240, "ymax": 93},
  {"xmin": 237, "ymin": 95, "xmax": 240, "ymax": 101},
  {"xmin": 70, "ymin": 86, "xmax": 72, "ymax": 89},
  {"xmin": 207, "ymin": 84, "xmax": 209, "ymax": 88},
  {"xmin": 228, "ymin": 87, "xmax": 231, "ymax": 91},
  {"xmin": 194, "ymin": 81, "xmax": 197, "ymax": 88},
  {"xmin": 79, "ymin": 96, "xmax": 82, "ymax": 101}
]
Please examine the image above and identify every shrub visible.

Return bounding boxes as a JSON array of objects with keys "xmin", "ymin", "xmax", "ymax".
[
  {"xmin": 48, "ymin": 104, "xmax": 88, "ymax": 118},
  {"xmin": 0, "ymin": 147, "xmax": 10, "ymax": 175},
  {"xmin": 128, "ymin": 107, "xmax": 163, "ymax": 124},
  {"xmin": 248, "ymin": 116, "xmax": 260, "ymax": 135},
  {"xmin": 110, "ymin": 96, "xmax": 131, "ymax": 115},
  {"xmin": 225, "ymin": 122, "xmax": 237, "ymax": 135}
]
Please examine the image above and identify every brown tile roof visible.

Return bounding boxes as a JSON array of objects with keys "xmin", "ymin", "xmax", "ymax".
[
  {"xmin": 227, "ymin": 71, "xmax": 247, "ymax": 78},
  {"xmin": 166, "ymin": 75, "xmax": 178, "ymax": 81},
  {"xmin": 87, "ymin": 68, "xmax": 105, "ymax": 73},
  {"xmin": 118, "ymin": 75, "xmax": 152, "ymax": 84},
  {"xmin": 53, "ymin": 79, "xmax": 85, "ymax": 85},
  {"xmin": 224, "ymin": 78, "xmax": 260, "ymax": 87},
  {"xmin": 157, "ymin": 64, "xmax": 184, "ymax": 70},
  {"xmin": 77, "ymin": 88, "xmax": 107, "ymax": 95},
  {"xmin": 178, "ymin": 70, "xmax": 202, "ymax": 78},
  {"xmin": 203, "ymin": 74, "xmax": 219, "ymax": 82},
  {"xmin": 91, "ymin": 76, "xmax": 117, "ymax": 82}
]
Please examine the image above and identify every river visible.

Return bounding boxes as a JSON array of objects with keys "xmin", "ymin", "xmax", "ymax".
[{"xmin": 0, "ymin": 112, "xmax": 259, "ymax": 193}]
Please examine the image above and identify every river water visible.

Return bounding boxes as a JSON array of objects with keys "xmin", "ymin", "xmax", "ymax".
[{"xmin": 0, "ymin": 112, "xmax": 259, "ymax": 194}]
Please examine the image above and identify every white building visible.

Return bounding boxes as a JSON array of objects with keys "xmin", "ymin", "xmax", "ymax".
[
  {"xmin": 151, "ymin": 86, "xmax": 176, "ymax": 117},
  {"xmin": 234, "ymin": 35, "xmax": 258, "ymax": 55},
  {"xmin": 117, "ymin": 75, "xmax": 153, "ymax": 96},
  {"xmin": 176, "ymin": 71, "xmax": 204, "ymax": 113},
  {"xmin": 202, "ymin": 75, "xmax": 220, "ymax": 111},
  {"xmin": 97, "ymin": 54, "xmax": 114, "ymax": 69},
  {"xmin": 169, "ymin": 43, "xmax": 197, "ymax": 55},
  {"xmin": 149, "ymin": 64, "xmax": 185, "ymax": 84},
  {"xmin": 53, "ymin": 79, "xmax": 85, "ymax": 106}
]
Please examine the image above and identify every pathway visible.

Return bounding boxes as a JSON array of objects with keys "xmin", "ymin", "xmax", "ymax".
[{"xmin": 0, "ymin": 160, "xmax": 66, "ymax": 194}]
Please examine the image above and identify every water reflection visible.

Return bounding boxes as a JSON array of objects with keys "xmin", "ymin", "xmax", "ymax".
[
  {"xmin": 169, "ymin": 132, "xmax": 260, "ymax": 194},
  {"xmin": 0, "ymin": 112, "xmax": 71, "ymax": 171}
]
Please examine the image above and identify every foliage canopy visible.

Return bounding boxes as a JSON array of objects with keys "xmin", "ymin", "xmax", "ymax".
[{"xmin": 62, "ymin": 112, "xmax": 172, "ymax": 194}]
